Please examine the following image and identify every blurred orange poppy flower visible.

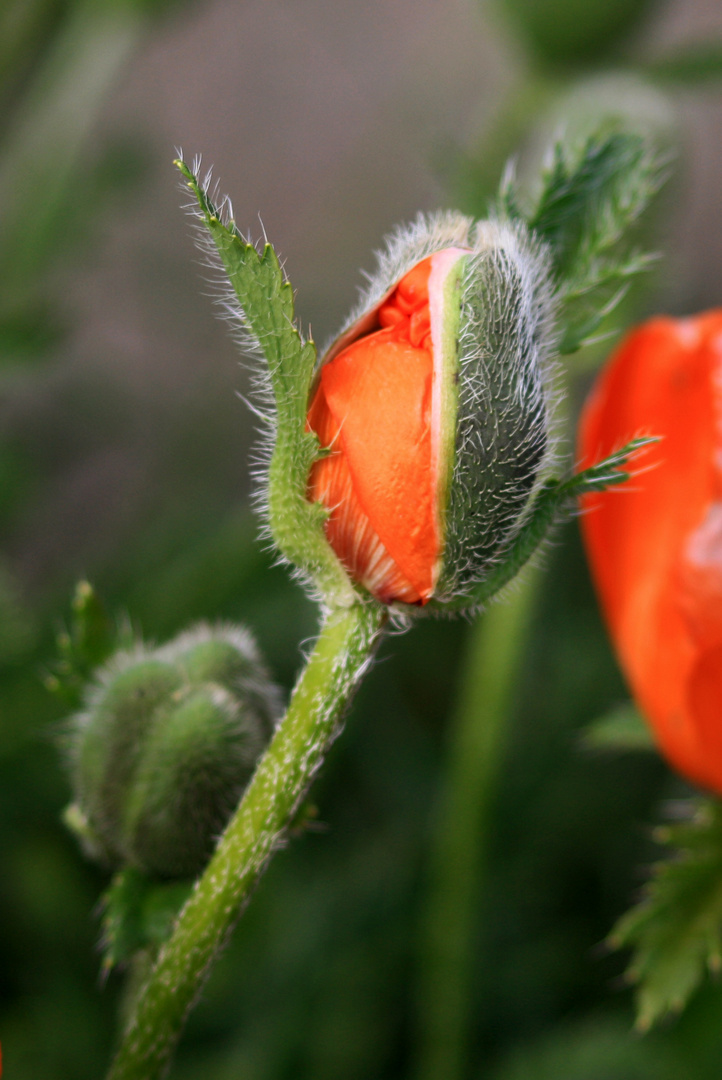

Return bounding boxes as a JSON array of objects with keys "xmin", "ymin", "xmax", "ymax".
[{"xmin": 578, "ymin": 311, "xmax": 722, "ymax": 793}]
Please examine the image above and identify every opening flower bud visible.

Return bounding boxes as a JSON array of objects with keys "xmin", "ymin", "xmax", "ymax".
[
  {"xmin": 307, "ymin": 214, "xmax": 556, "ymax": 609},
  {"xmin": 64, "ymin": 623, "xmax": 281, "ymax": 879}
]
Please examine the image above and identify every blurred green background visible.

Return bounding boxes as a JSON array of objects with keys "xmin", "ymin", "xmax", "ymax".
[{"xmin": 2, "ymin": 0, "xmax": 722, "ymax": 1077}]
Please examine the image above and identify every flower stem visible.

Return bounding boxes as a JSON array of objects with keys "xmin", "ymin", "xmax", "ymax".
[
  {"xmin": 106, "ymin": 600, "xmax": 386, "ymax": 1080},
  {"xmin": 414, "ymin": 569, "xmax": 541, "ymax": 1080}
]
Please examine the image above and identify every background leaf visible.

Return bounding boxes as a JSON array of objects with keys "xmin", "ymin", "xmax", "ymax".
[
  {"xmin": 500, "ymin": 130, "xmax": 667, "ymax": 353},
  {"xmin": 642, "ymin": 44, "xmax": 722, "ymax": 86},
  {"xmin": 610, "ymin": 798, "xmax": 722, "ymax": 1031},
  {"xmin": 580, "ymin": 701, "xmax": 655, "ymax": 753}
]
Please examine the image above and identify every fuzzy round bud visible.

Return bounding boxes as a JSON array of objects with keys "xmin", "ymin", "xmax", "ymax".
[
  {"xmin": 306, "ymin": 212, "xmax": 557, "ymax": 610},
  {"xmin": 64, "ymin": 623, "xmax": 281, "ymax": 879}
]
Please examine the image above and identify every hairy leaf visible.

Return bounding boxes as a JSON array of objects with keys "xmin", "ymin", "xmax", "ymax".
[{"xmin": 176, "ymin": 157, "xmax": 355, "ymax": 604}]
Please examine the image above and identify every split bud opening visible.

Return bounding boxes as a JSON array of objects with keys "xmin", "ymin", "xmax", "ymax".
[{"xmin": 307, "ymin": 214, "xmax": 557, "ymax": 611}]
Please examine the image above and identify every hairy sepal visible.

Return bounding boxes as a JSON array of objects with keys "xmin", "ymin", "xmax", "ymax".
[
  {"xmin": 176, "ymin": 157, "xmax": 356, "ymax": 607},
  {"xmin": 437, "ymin": 218, "xmax": 558, "ymax": 604},
  {"xmin": 428, "ymin": 437, "xmax": 656, "ymax": 615}
]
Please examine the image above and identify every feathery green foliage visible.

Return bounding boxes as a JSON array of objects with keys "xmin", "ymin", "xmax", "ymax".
[
  {"xmin": 499, "ymin": 130, "xmax": 667, "ymax": 353},
  {"xmin": 610, "ymin": 798, "xmax": 722, "ymax": 1031}
]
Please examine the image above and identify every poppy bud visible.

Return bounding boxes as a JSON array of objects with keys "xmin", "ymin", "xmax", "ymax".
[
  {"xmin": 578, "ymin": 311, "xmax": 722, "ymax": 794},
  {"xmin": 64, "ymin": 623, "xmax": 281, "ymax": 879},
  {"xmin": 306, "ymin": 213, "xmax": 557, "ymax": 609}
]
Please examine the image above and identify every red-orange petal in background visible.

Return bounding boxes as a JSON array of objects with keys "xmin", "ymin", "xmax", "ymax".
[{"xmin": 578, "ymin": 311, "xmax": 722, "ymax": 793}]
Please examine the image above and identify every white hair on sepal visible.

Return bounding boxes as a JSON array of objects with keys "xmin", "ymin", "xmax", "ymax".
[{"xmin": 436, "ymin": 214, "xmax": 562, "ymax": 606}]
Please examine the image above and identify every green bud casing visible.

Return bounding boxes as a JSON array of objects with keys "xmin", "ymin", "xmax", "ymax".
[{"xmin": 65, "ymin": 623, "xmax": 281, "ymax": 879}]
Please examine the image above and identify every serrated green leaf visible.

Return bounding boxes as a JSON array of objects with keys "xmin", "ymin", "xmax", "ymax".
[
  {"xmin": 176, "ymin": 157, "xmax": 356, "ymax": 604},
  {"xmin": 176, "ymin": 158, "xmax": 313, "ymax": 427},
  {"xmin": 528, "ymin": 132, "xmax": 663, "ymax": 282},
  {"xmin": 581, "ymin": 701, "xmax": 656, "ymax": 753},
  {"xmin": 610, "ymin": 798, "xmax": 722, "ymax": 1030},
  {"xmin": 562, "ymin": 436, "xmax": 657, "ymax": 496}
]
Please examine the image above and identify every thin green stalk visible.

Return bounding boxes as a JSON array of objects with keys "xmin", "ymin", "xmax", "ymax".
[
  {"xmin": 107, "ymin": 600, "xmax": 386, "ymax": 1080},
  {"xmin": 414, "ymin": 569, "xmax": 541, "ymax": 1080}
]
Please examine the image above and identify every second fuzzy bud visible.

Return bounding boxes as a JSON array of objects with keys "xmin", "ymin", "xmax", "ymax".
[{"xmin": 64, "ymin": 623, "xmax": 281, "ymax": 880}]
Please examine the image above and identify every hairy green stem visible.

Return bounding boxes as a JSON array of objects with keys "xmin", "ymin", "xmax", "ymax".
[
  {"xmin": 107, "ymin": 600, "xmax": 386, "ymax": 1080},
  {"xmin": 414, "ymin": 569, "xmax": 541, "ymax": 1080}
]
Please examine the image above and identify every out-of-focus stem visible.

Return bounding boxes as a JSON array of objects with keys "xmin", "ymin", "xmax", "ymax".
[
  {"xmin": 107, "ymin": 600, "xmax": 386, "ymax": 1080},
  {"xmin": 414, "ymin": 568, "xmax": 541, "ymax": 1080}
]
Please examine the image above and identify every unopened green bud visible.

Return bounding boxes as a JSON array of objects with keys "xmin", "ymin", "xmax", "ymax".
[{"xmin": 65, "ymin": 623, "xmax": 281, "ymax": 879}]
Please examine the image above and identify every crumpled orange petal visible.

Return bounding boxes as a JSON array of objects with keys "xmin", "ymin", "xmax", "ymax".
[
  {"xmin": 578, "ymin": 311, "xmax": 722, "ymax": 793},
  {"xmin": 307, "ymin": 256, "xmax": 440, "ymax": 604}
]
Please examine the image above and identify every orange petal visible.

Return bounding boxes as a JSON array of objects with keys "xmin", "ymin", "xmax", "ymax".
[
  {"xmin": 307, "ymin": 255, "xmax": 447, "ymax": 604},
  {"xmin": 687, "ymin": 645, "xmax": 722, "ymax": 789},
  {"xmin": 308, "ymin": 378, "xmax": 424, "ymax": 603},
  {"xmin": 578, "ymin": 312, "xmax": 722, "ymax": 791},
  {"xmin": 319, "ymin": 330, "xmax": 437, "ymax": 600}
]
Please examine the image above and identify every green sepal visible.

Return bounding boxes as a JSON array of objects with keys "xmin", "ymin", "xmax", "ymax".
[
  {"xmin": 580, "ymin": 701, "xmax": 656, "ymax": 754},
  {"xmin": 101, "ymin": 867, "xmax": 193, "ymax": 972},
  {"xmin": 175, "ymin": 158, "xmax": 356, "ymax": 606},
  {"xmin": 498, "ymin": 129, "xmax": 667, "ymax": 354},
  {"xmin": 428, "ymin": 437, "xmax": 655, "ymax": 614},
  {"xmin": 609, "ymin": 798, "xmax": 722, "ymax": 1031}
]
